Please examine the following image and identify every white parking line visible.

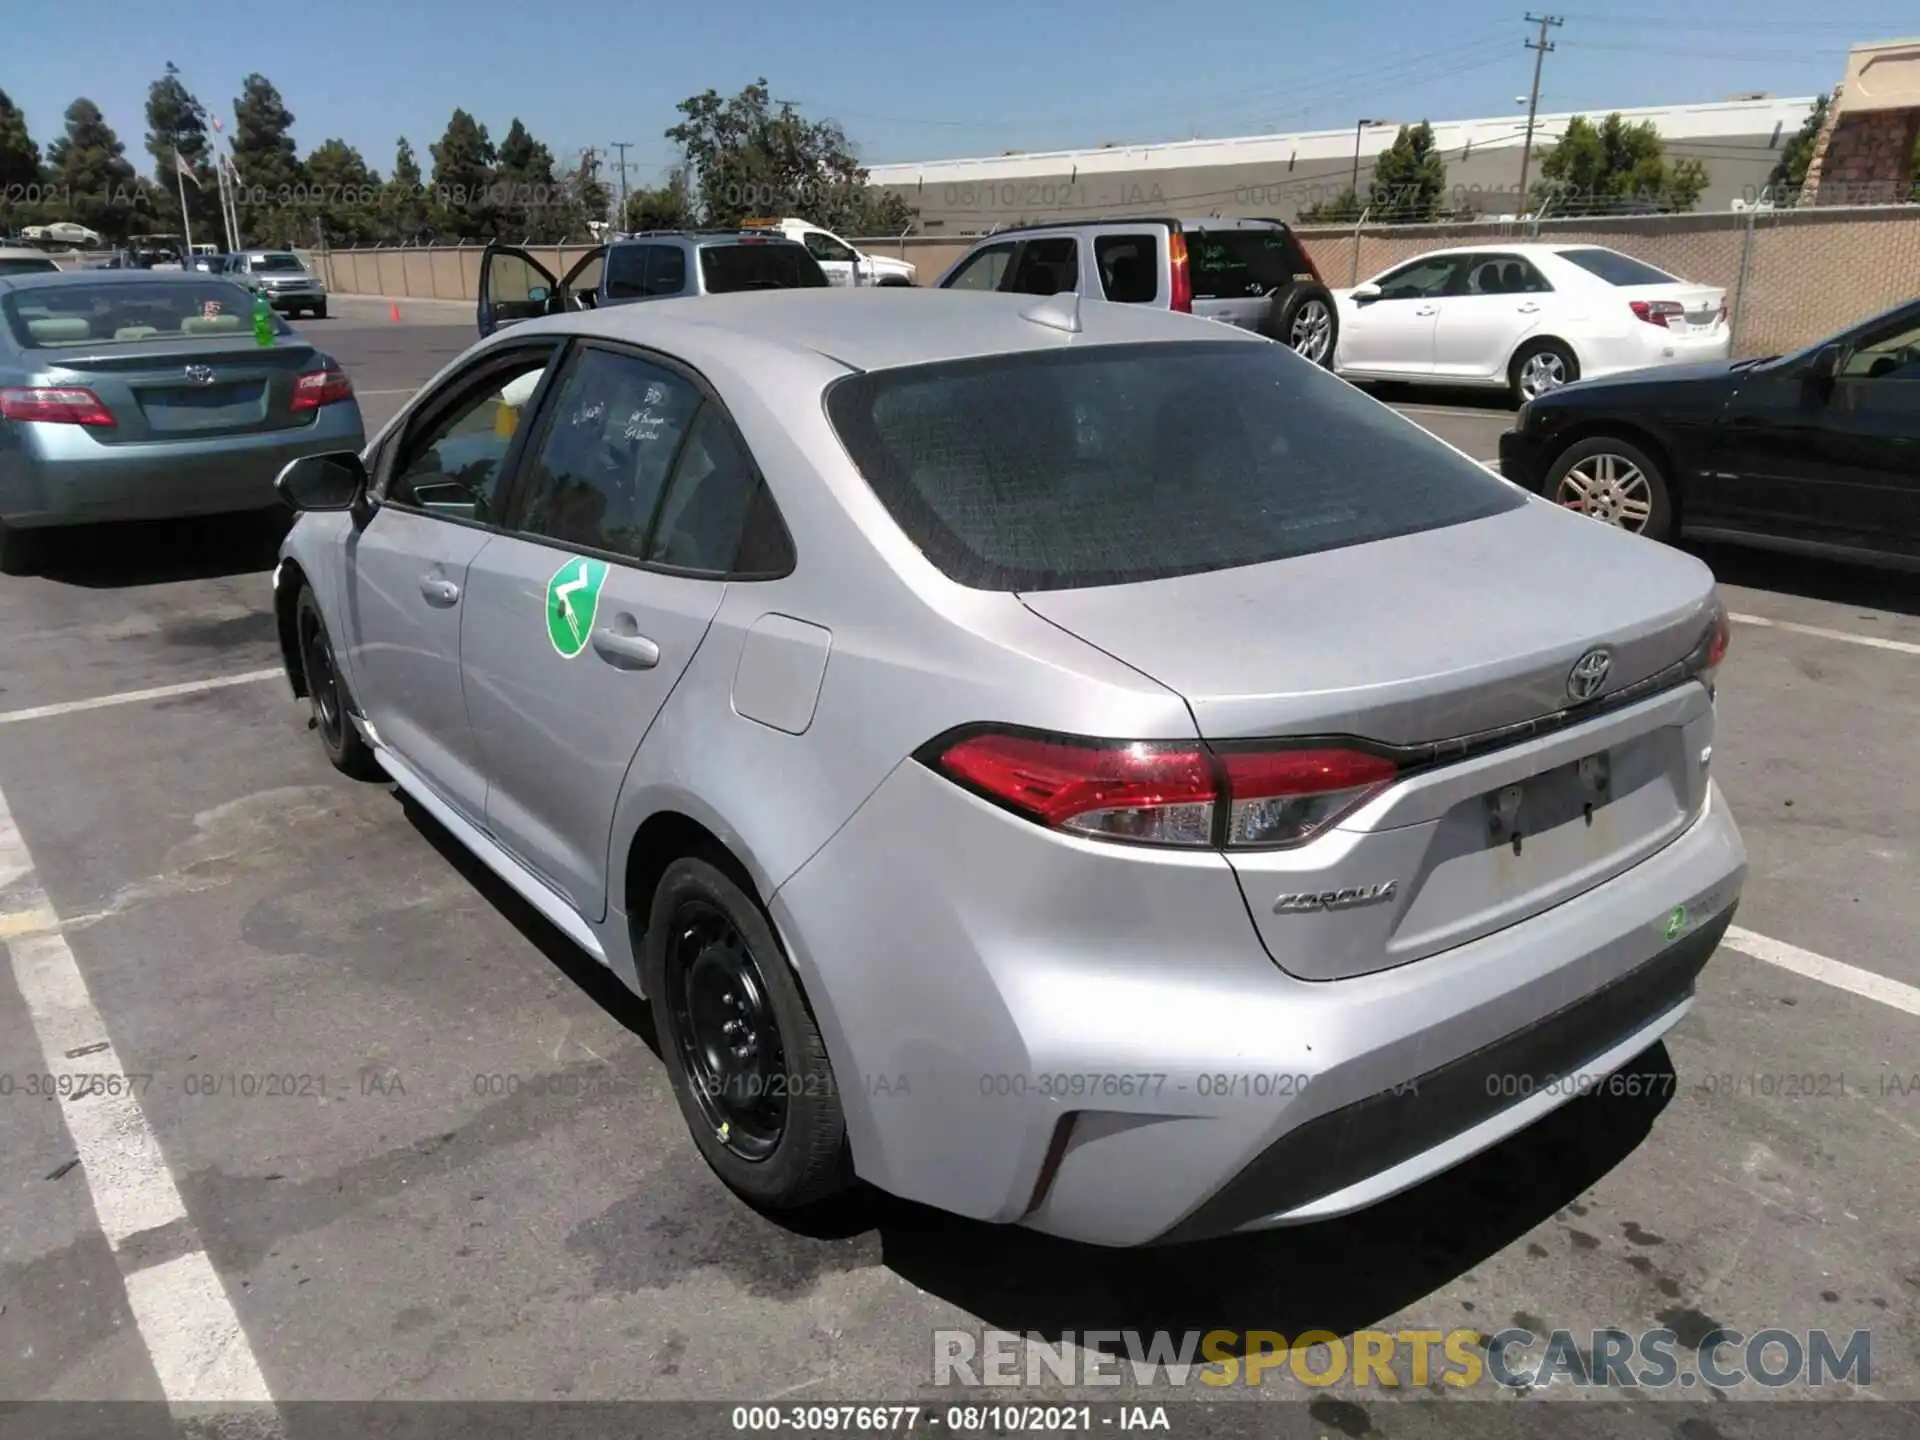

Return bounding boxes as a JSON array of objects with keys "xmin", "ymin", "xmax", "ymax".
[
  {"xmin": 1724, "ymin": 925, "xmax": 1920, "ymax": 1018},
  {"xmin": 0, "ymin": 669, "xmax": 282, "ymax": 727},
  {"xmin": 1730, "ymin": 612, "xmax": 1920, "ymax": 657},
  {"xmin": 0, "ymin": 781, "xmax": 282, "ymax": 1415}
]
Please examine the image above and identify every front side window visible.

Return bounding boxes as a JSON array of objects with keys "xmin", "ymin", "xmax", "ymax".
[
  {"xmin": 1371, "ymin": 256, "xmax": 1462, "ymax": 301},
  {"xmin": 825, "ymin": 340, "xmax": 1523, "ymax": 591},
  {"xmin": 944, "ymin": 242, "xmax": 1014, "ymax": 292},
  {"xmin": 386, "ymin": 349, "xmax": 558, "ymax": 521},
  {"xmin": 510, "ymin": 347, "xmax": 702, "ymax": 560},
  {"xmin": 803, "ymin": 231, "xmax": 856, "ymax": 263}
]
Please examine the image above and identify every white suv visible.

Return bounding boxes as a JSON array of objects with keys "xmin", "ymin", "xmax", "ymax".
[{"xmin": 743, "ymin": 218, "xmax": 916, "ymax": 286}]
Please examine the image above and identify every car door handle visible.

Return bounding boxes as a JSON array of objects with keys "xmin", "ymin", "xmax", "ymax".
[
  {"xmin": 419, "ymin": 575, "xmax": 460, "ymax": 605},
  {"xmin": 1415, "ymin": 305, "xmax": 1439, "ymax": 316},
  {"xmin": 1517, "ymin": 302, "xmax": 1541, "ymax": 314},
  {"xmin": 591, "ymin": 626, "xmax": 661, "ymax": 670}
]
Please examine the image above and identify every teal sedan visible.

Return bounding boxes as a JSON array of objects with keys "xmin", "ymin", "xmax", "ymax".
[{"xmin": 0, "ymin": 270, "xmax": 364, "ymax": 573}]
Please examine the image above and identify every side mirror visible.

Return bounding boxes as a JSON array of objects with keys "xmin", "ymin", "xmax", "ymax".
[
  {"xmin": 1351, "ymin": 282, "xmax": 1383, "ymax": 303},
  {"xmin": 1801, "ymin": 342, "xmax": 1844, "ymax": 390},
  {"xmin": 275, "ymin": 451, "xmax": 368, "ymax": 512}
]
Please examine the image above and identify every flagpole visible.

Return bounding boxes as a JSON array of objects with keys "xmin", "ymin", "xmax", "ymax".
[{"xmin": 173, "ymin": 150, "xmax": 195, "ymax": 257}]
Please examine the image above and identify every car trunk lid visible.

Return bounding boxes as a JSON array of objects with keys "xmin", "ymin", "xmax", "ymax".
[
  {"xmin": 39, "ymin": 338, "xmax": 322, "ymax": 443},
  {"xmin": 1017, "ymin": 501, "xmax": 1723, "ymax": 979}
]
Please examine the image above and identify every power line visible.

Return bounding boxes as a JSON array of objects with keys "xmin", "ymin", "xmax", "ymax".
[{"xmin": 1517, "ymin": 13, "xmax": 1565, "ymax": 204}]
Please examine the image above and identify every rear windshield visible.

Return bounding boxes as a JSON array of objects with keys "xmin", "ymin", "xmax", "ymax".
[
  {"xmin": 1, "ymin": 280, "xmax": 288, "ymax": 348},
  {"xmin": 699, "ymin": 242, "xmax": 828, "ymax": 293},
  {"xmin": 1554, "ymin": 248, "xmax": 1677, "ymax": 287},
  {"xmin": 0, "ymin": 257, "xmax": 60, "ymax": 276},
  {"xmin": 1187, "ymin": 227, "xmax": 1313, "ymax": 301},
  {"xmin": 825, "ymin": 340, "xmax": 1523, "ymax": 591},
  {"xmin": 250, "ymin": 253, "xmax": 305, "ymax": 273}
]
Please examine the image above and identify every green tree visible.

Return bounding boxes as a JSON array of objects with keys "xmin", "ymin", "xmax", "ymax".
[
  {"xmin": 1368, "ymin": 121, "xmax": 1447, "ymax": 223},
  {"xmin": 45, "ymin": 98, "xmax": 143, "ymax": 241},
  {"xmin": 566, "ymin": 148, "xmax": 612, "ymax": 236},
  {"xmin": 1298, "ymin": 187, "xmax": 1364, "ymax": 224},
  {"xmin": 429, "ymin": 108, "xmax": 497, "ymax": 240},
  {"xmin": 666, "ymin": 79, "xmax": 916, "ymax": 235},
  {"xmin": 1532, "ymin": 113, "xmax": 1707, "ymax": 216},
  {"xmin": 304, "ymin": 138, "xmax": 381, "ymax": 245},
  {"xmin": 143, "ymin": 63, "xmax": 218, "ymax": 245},
  {"xmin": 1767, "ymin": 92, "xmax": 1829, "ymax": 200},
  {"xmin": 380, "ymin": 138, "xmax": 429, "ymax": 243},
  {"xmin": 0, "ymin": 89, "xmax": 46, "ymax": 230},
  {"xmin": 850, "ymin": 186, "xmax": 915, "ymax": 236},
  {"xmin": 495, "ymin": 118, "xmax": 564, "ymax": 241},
  {"xmin": 230, "ymin": 74, "xmax": 303, "ymax": 244},
  {"xmin": 621, "ymin": 168, "xmax": 695, "ymax": 232}
]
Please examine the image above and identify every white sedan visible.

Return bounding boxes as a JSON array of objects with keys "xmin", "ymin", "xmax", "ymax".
[{"xmin": 1332, "ymin": 243, "xmax": 1730, "ymax": 404}]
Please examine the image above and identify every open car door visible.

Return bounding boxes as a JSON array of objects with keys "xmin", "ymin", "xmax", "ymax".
[{"xmin": 476, "ymin": 243, "xmax": 606, "ymax": 337}]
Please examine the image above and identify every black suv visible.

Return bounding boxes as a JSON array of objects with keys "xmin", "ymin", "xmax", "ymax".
[
  {"xmin": 477, "ymin": 231, "xmax": 829, "ymax": 336},
  {"xmin": 934, "ymin": 217, "xmax": 1336, "ymax": 366}
]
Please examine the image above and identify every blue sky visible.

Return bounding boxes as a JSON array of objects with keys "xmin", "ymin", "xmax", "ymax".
[{"xmin": 6, "ymin": 0, "xmax": 1907, "ymax": 182}]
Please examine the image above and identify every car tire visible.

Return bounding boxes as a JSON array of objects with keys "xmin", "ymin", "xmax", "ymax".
[
  {"xmin": 0, "ymin": 519, "xmax": 36, "ymax": 576},
  {"xmin": 294, "ymin": 586, "xmax": 383, "ymax": 780},
  {"xmin": 644, "ymin": 855, "xmax": 854, "ymax": 1212},
  {"xmin": 1543, "ymin": 434, "xmax": 1675, "ymax": 543},
  {"xmin": 1268, "ymin": 284, "xmax": 1338, "ymax": 368},
  {"xmin": 313, "ymin": 301, "xmax": 327, "ymax": 319},
  {"xmin": 1510, "ymin": 339, "xmax": 1580, "ymax": 405}
]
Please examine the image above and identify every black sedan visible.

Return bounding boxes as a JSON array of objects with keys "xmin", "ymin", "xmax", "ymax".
[{"xmin": 1498, "ymin": 297, "xmax": 1919, "ymax": 568}]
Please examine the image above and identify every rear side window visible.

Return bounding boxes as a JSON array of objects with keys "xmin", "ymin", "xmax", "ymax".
[
  {"xmin": 1555, "ymin": 248, "xmax": 1678, "ymax": 287},
  {"xmin": 0, "ymin": 257, "xmax": 59, "ymax": 275},
  {"xmin": 825, "ymin": 340, "xmax": 1523, "ymax": 591},
  {"xmin": 1006, "ymin": 237, "xmax": 1078, "ymax": 296},
  {"xmin": 1188, "ymin": 228, "xmax": 1312, "ymax": 301},
  {"xmin": 700, "ymin": 243, "xmax": 828, "ymax": 293},
  {"xmin": 605, "ymin": 244, "xmax": 687, "ymax": 300},
  {"xmin": 1094, "ymin": 235, "xmax": 1158, "ymax": 303}
]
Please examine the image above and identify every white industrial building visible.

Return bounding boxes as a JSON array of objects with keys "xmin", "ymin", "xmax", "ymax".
[{"xmin": 866, "ymin": 95, "xmax": 1820, "ymax": 233}]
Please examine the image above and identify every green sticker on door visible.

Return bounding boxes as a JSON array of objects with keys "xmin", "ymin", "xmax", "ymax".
[{"xmin": 545, "ymin": 555, "xmax": 609, "ymax": 658}]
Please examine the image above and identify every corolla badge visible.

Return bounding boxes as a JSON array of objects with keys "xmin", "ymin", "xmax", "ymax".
[
  {"xmin": 184, "ymin": 364, "xmax": 217, "ymax": 386},
  {"xmin": 1566, "ymin": 646, "xmax": 1613, "ymax": 703},
  {"xmin": 1273, "ymin": 880, "xmax": 1399, "ymax": 915}
]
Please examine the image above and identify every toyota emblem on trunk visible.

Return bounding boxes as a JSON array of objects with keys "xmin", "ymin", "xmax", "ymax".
[
  {"xmin": 1567, "ymin": 647, "xmax": 1613, "ymax": 703},
  {"xmin": 184, "ymin": 364, "xmax": 217, "ymax": 386}
]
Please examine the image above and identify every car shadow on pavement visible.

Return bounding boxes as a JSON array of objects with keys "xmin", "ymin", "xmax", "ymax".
[
  {"xmin": 392, "ymin": 789, "xmax": 660, "ymax": 1053},
  {"xmin": 1687, "ymin": 539, "xmax": 1920, "ymax": 619},
  {"xmin": 20, "ymin": 510, "xmax": 292, "ymax": 589},
  {"xmin": 844, "ymin": 1048, "xmax": 1677, "ymax": 1353}
]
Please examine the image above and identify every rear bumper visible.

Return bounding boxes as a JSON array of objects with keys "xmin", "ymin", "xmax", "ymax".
[
  {"xmin": 773, "ymin": 756, "xmax": 1745, "ymax": 1247},
  {"xmin": 1584, "ymin": 326, "xmax": 1731, "ymax": 381},
  {"xmin": 0, "ymin": 402, "xmax": 365, "ymax": 528}
]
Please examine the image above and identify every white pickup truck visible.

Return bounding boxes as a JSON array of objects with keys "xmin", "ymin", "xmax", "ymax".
[{"xmin": 742, "ymin": 218, "xmax": 916, "ymax": 287}]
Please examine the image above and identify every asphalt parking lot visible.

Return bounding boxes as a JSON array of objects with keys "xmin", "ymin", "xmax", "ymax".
[{"xmin": 2, "ymin": 303, "xmax": 1917, "ymax": 1431}]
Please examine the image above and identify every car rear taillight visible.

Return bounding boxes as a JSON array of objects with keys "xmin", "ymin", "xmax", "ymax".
[
  {"xmin": 926, "ymin": 729, "xmax": 1397, "ymax": 849},
  {"xmin": 1629, "ymin": 299, "xmax": 1684, "ymax": 328},
  {"xmin": 1684, "ymin": 592, "xmax": 1733, "ymax": 694},
  {"xmin": 291, "ymin": 365, "xmax": 352, "ymax": 411},
  {"xmin": 1717, "ymin": 297, "xmax": 1729, "ymax": 328},
  {"xmin": 1167, "ymin": 231, "xmax": 1193, "ymax": 313},
  {"xmin": 0, "ymin": 386, "xmax": 115, "ymax": 426}
]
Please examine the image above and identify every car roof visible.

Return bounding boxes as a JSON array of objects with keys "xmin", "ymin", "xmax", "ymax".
[
  {"xmin": 611, "ymin": 232, "xmax": 809, "ymax": 247},
  {"xmin": 0, "ymin": 246, "xmax": 56, "ymax": 260},
  {"xmin": 509, "ymin": 286, "xmax": 1268, "ymax": 374},
  {"xmin": 0, "ymin": 269, "xmax": 244, "ymax": 294}
]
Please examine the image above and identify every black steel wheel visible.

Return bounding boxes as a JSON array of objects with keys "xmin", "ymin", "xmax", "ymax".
[
  {"xmin": 644, "ymin": 856, "xmax": 853, "ymax": 1210},
  {"xmin": 295, "ymin": 587, "xmax": 382, "ymax": 779}
]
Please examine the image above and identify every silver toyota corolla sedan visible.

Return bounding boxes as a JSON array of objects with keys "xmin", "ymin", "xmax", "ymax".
[{"xmin": 271, "ymin": 287, "xmax": 1744, "ymax": 1247}]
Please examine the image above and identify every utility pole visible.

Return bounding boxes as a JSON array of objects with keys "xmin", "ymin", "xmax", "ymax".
[
  {"xmin": 610, "ymin": 141, "xmax": 633, "ymax": 227},
  {"xmin": 1516, "ymin": 13, "xmax": 1563, "ymax": 212}
]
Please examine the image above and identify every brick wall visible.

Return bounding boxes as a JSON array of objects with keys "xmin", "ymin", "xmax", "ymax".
[{"xmin": 1803, "ymin": 107, "xmax": 1920, "ymax": 207}]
